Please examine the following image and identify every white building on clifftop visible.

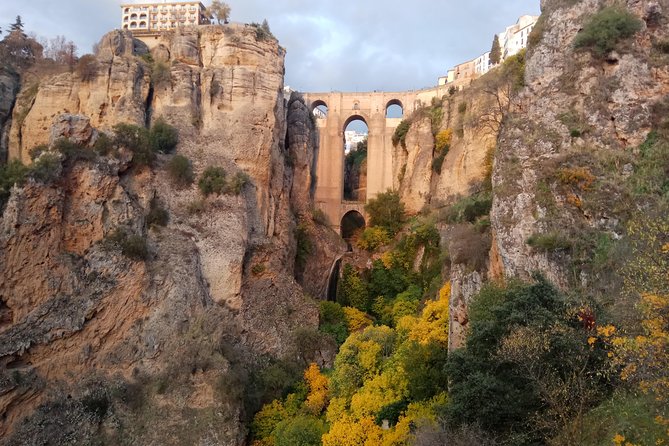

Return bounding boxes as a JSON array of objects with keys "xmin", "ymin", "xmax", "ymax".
[{"xmin": 121, "ymin": 2, "xmax": 210, "ymax": 34}]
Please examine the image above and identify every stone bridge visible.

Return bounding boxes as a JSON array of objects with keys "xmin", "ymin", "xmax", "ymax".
[{"xmin": 303, "ymin": 86, "xmax": 451, "ymax": 234}]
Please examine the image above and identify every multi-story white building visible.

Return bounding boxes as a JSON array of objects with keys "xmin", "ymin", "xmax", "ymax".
[
  {"xmin": 437, "ymin": 14, "xmax": 538, "ymax": 87},
  {"xmin": 474, "ymin": 51, "xmax": 491, "ymax": 75},
  {"xmin": 498, "ymin": 15, "xmax": 539, "ymax": 59},
  {"xmin": 344, "ymin": 131, "xmax": 367, "ymax": 153},
  {"xmin": 121, "ymin": 2, "xmax": 210, "ymax": 33}
]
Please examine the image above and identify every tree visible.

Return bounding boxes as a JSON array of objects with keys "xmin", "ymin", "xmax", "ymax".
[
  {"xmin": 208, "ymin": 0, "xmax": 231, "ymax": 24},
  {"xmin": 364, "ymin": 189, "xmax": 406, "ymax": 236},
  {"xmin": 0, "ymin": 26, "xmax": 43, "ymax": 70},
  {"xmin": 490, "ymin": 34, "xmax": 501, "ymax": 65},
  {"xmin": 43, "ymin": 35, "xmax": 78, "ymax": 67},
  {"xmin": 10, "ymin": 16, "xmax": 24, "ymax": 33}
]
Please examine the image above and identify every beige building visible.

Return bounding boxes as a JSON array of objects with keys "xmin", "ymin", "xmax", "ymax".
[{"xmin": 121, "ymin": 2, "xmax": 210, "ymax": 34}]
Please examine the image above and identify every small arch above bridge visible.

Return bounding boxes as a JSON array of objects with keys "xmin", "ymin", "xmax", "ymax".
[{"xmin": 385, "ymin": 99, "xmax": 404, "ymax": 118}]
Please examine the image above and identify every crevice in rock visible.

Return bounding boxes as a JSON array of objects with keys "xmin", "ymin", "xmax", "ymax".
[{"xmin": 144, "ymin": 83, "xmax": 154, "ymax": 128}]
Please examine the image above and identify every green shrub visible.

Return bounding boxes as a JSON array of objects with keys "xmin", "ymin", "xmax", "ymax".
[
  {"xmin": 106, "ymin": 228, "xmax": 149, "ymax": 260},
  {"xmin": 392, "ymin": 120, "xmax": 411, "ymax": 147},
  {"xmin": 149, "ymin": 118, "xmax": 179, "ymax": 153},
  {"xmin": 273, "ymin": 415, "xmax": 326, "ymax": 446},
  {"xmin": 364, "ymin": 190, "xmax": 406, "ymax": 236},
  {"xmin": 655, "ymin": 39, "xmax": 669, "ymax": 54},
  {"xmin": 295, "ymin": 222, "xmax": 312, "ymax": 271},
  {"xmin": 167, "ymin": 154, "xmax": 194, "ymax": 186},
  {"xmin": 0, "ymin": 160, "xmax": 29, "ymax": 211},
  {"xmin": 432, "ymin": 151, "xmax": 446, "ymax": 173},
  {"xmin": 526, "ymin": 232, "xmax": 572, "ymax": 252},
  {"xmin": 28, "ymin": 144, "xmax": 48, "ymax": 160},
  {"xmin": 93, "ymin": 133, "xmax": 113, "ymax": 156},
  {"xmin": 311, "ymin": 207, "xmax": 329, "ymax": 226},
  {"xmin": 187, "ymin": 199, "xmax": 207, "ymax": 215},
  {"xmin": 29, "ymin": 153, "xmax": 62, "ymax": 183},
  {"xmin": 337, "ymin": 263, "xmax": 371, "ymax": 312},
  {"xmin": 376, "ymin": 400, "xmax": 409, "ymax": 427},
  {"xmin": 319, "ymin": 301, "xmax": 348, "ymax": 345},
  {"xmin": 226, "ymin": 171, "xmax": 250, "ymax": 195},
  {"xmin": 198, "ymin": 166, "xmax": 227, "ymax": 196},
  {"xmin": 356, "ymin": 226, "xmax": 390, "ymax": 252},
  {"xmin": 53, "ymin": 138, "xmax": 96, "ymax": 163},
  {"xmin": 151, "ymin": 61, "xmax": 171, "ymax": 86},
  {"xmin": 251, "ymin": 20, "xmax": 274, "ymax": 41},
  {"xmin": 442, "ymin": 193, "xmax": 492, "ymax": 224},
  {"xmin": 147, "ymin": 199, "xmax": 169, "ymax": 227},
  {"xmin": 447, "ymin": 277, "xmax": 609, "ymax": 444},
  {"xmin": 112, "ymin": 123, "xmax": 154, "ymax": 166},
  {"xmin": 573, "ymin": 6, "xmax": 642, "ymax": 57},
  {"xmin": 251, "ymin": 263, "xmax": 266, "ymax": 276}
]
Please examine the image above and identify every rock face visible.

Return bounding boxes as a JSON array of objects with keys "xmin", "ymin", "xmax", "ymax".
[
  {"xmin": 0, "ymin": 26, "xmax": 341, "ymax": 444},
  {"xmin": 0, "ymin": 67, "xmax": 19, "ymax": 162},
  {"xmin": 491, "ymin": 0, "xmax": 669, "ymax": 286}
]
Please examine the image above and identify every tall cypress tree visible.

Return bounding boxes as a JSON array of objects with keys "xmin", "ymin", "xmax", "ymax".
[{"xmin": 490, "ymin": 34, "xmax": 502, "ymax": 65}]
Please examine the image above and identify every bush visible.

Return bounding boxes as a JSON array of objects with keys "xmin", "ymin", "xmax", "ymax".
[
  {"xmin": 29, "ymin": 153, "xmax": 62, "ymax": 183},
  {"xmin": 106, "ymin": 228, "xmax": 149, "ymax": 260},
  {"xmin": 149, "ymin": 118, "xmax": 179, "ymax": 153},
  {"xmin": 151, "ymin": 61, "xmax": 171, "ymax": 86},
  {"xmin": 573, "ymin": 6, "xmax": 642, "ymax": 57},
  {"xmin": 319, "ymin": 301, "xmax": 348, "ymax": 345},
  {"xmin": 311, "ymin": 207, "xmax": 329, "ymax": 226},
  {"xmin": 187, "ymin": 198, "xmax": 207, "ymax": 215},
  {"xmin": 449, "ymin": 224, "xmax": 490, "ymax": 270},
  {"xmin": 251, "ymin": 20, "xmax": 274, "ymax": 41},
  {"xmin": 356, "ymin": 226, "xmax": 390, "ymax": 252},
  {"xmin": 146, "ymin": 198, "xmax": 169, "ymax": 227},
  {"xmin": 112, "ymin": 123, "xmax": 154, "ymax": 166},
  {"xmin": 526, "ymin": 232, "xmax": 572, "ymax": 252},
  {"xmin": 458, "ymin": 102, "xmax": 467, "ymax": 114},
  {"xmin": 93, "ymin": 133, "xmax": 113, "ymax": 156},
  {"xmin": 0, "ymin": 160, "xmax": 29, "ymax": 211},
  {"xmin": 53, "ymin": 138, "xmax": 96, "ymax": 163},
  {"xmin": 75, "ymin": 54, "xmax": 97, "ymax": 81},
  {"xmin": 364, "ymin": 190, "xmax": 406, "ymax": 236},
  {"xmin": 28, "ymin": 144, "xmax": 48, "ymax": 160},
  {"xmin": 432, "ymin": 152, "xmax": 446, "ymax": 173},
  {"xmin": 198, "ymin": 166, "xmax": 227, "ymax": 196},
  {"xmin": 295, "ymin": 222, "xmax": 312, "ymax": 271},
  {"xmin": 226, "ymin": 171, "xmax": 250, "ymax": 195},
  {"xmin": 446, "ymin": 277, "xmax": 608, "ymax": 444},
  {"xmin": 167, "ymin": 154, "xmax": 194, "ymax": 186},
  {"xmin": 442, "ymin": 193, "xmax": 492, "ymax": 224},
  {"xmin": 273, "ymin": 415, "xmax": 326, "ymax": 446},
  {"xmin": 435, "ymin": 129, "xmax": 452, "ymax": 152},
  {"xmin": 392, "ymin": 120, "xmax": 411, "ymax": 147}
]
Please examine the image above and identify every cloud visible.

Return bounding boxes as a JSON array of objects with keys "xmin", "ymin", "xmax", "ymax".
[{"xmin": 0, "ymin": 0, "xmax": 540, "ymax": 92}]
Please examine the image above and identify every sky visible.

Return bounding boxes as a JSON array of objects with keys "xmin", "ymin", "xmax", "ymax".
[{"xmin": 0, "ymin": 0, "xmax": 539, "ymax": 93}]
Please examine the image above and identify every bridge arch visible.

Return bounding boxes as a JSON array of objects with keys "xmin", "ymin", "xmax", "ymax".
[
  {"xmin": 340, "ymin": 210, "xmax": 366, "ymax": 241},
  {"xmin": 386, "ymin": 99, "xmax": 404, "ymax": 118},
  {"xmin": 310, "ymin": 99, "xmax": 328, "ymax": 118}
]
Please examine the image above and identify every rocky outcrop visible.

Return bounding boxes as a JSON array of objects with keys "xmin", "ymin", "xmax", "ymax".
[
  {"xmin": 0, "ymin": 25, "xmax": 338, "ymax": 443},
  {"xmin": 0, "ymin": 67, "xmax": 19, "ymax": 163},
  {"xmin": 397, "ymin": 117, "xmax": 434, "ymax": 214},
  {"xmin": 491, "ymin": 0, "xmax": 669, "ymax": 286}
]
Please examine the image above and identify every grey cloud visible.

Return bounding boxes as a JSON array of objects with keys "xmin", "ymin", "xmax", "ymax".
[{"xmin": 0, "ymin": 0, "xmax": 539, "ymax": 92}]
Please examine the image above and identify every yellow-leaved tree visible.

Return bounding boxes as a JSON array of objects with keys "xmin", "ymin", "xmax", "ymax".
[{"xmin": 304, "ymin": 363, "xmax": 330, "ymax": 415}]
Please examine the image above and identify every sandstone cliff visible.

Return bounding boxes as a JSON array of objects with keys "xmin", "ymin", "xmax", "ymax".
[
  {"xmin": 0, "ymin": 25, "xmax": 341, "ymax": 444},
  {"xmin": 491, "ymin": 0, "xmax": 669, "ymax": 289}
]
